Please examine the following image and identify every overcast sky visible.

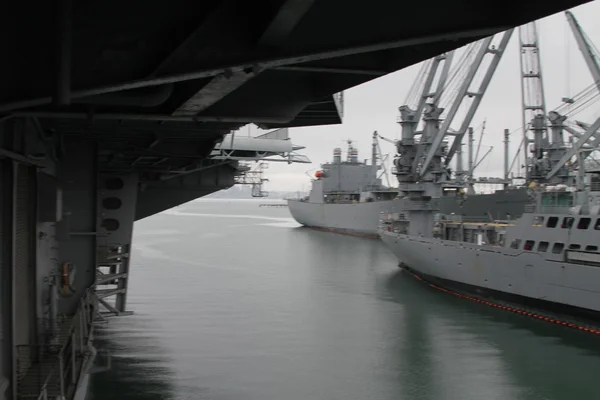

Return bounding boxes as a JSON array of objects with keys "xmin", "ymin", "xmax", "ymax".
[{"xmin": 239, "ymin": 1, "xmax": 600, "ymax": 193}]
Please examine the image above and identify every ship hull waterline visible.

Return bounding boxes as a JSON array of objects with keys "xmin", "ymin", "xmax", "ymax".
[
  {"xmin": 287, "ymin": 199, "xmax": 398, "ymax": 238},
  {"xmin": 379, "ymin": 230, "xmax": 600, "ymax": 327}
]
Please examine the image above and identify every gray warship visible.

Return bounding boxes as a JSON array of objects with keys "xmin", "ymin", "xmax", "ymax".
[
  {"xmin": 288, "ymin": 134, "xmax": 402, "ymax": 238},
  {"xmin": 288, "ymin": 135, "xmax": 528, "ymax": 237},
  {"xmin": 380, "ymin": 14, "xmax": 600, "ymax": 327}
]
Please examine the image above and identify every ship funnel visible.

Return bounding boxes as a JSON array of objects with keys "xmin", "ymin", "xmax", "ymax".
[
  {"xmin": 345, "ymin": 140, "xmax": 359, "ymax": 163},
  {"xmin": 350, "ymin": 148, "xmax": 359, "ymax": 163},
  {"xmin": 333, "ymin": 147, "xmax": 342, "ymax": 164}
]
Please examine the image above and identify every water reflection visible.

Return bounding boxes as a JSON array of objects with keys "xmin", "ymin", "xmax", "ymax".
[
  {"xmin": 89, "ymin": 316, "xmax": 176, "ymax": 400},
  {"xmin": 381, "ymin": 271, "xmax": 600, "ymax": 400},
  {"xmin": 91, "ymin": 201, "xmax": 600, "ymax": 400}
]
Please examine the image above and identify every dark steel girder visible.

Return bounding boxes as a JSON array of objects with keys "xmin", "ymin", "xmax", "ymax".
[
  {"xmin": 0, "ymin": 26, "xmax": 502, "ymax": 113},
  {"xmin": 258, "ymin": 0, "xmax": 316, "ymax": 47},
  {"xmin": 172, "ymin": 0, "xmax": 317, "ymax": 116},
  {"xmin": 12, "ymin": 112, "xmax": 289, "ymax": 124}
]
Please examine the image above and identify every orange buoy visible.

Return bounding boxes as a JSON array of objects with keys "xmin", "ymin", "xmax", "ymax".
[{"xmin": 315, "ymin": 171, "xmax": 324, "ymax": 178}]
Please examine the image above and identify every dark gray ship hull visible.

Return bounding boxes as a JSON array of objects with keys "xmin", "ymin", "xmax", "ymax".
[
  {"xmin": 287, "ymin": 199, "xmax": 398, "ymax": 238},
  {"xmin": 288, "ymin": 188, "xmax": 529, "ymax": 237}
]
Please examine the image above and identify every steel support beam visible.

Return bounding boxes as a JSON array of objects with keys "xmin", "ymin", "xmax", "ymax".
[
  {"xmin": 276, "ymin": 66, "xmax": 386, "ymax": 75},
  {"xmin": 55, "ymin": 0, "xmax": 72, "ymax": 106},
  {"xmin": 166, "ymin": 1, "xmax": 258, "ymax": 115},
  {"xmin": 259, "ymin": 0, "xmax": 316, "ymax": 46},
  {"xmin": 0, "ymin": 148, "xmax": 45, "ymax": 168},
  {"xmin": 10, "ymin": 112, "xmax": 291, "ymax": 124},
  {"xmin": 173, "ymin": 70, "xmax": 259, "ymax": 115},
  {"xmin": 0, "ymin": 26, "xmax": 504, "ymax": 113},
  {"xmin": 174, "ymin": 0, "xmax": 316, "ymax": 115}
]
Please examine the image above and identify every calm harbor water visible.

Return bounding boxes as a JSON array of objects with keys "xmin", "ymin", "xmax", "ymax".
[{"xmin": 90, "ymin": 199, "xmax": 600, "ymax": 400}]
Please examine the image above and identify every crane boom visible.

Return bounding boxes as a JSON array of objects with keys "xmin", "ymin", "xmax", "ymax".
[
  {"xmin": 419, "ymin": 37, "xmax": 492, "ymax": 176},
  {"xmin": 546, "ymin": 115, "xmax": 600, "ymax": 180},
  {"xmin": 413, "ymin": 52, "xmax": 454, "ymax": 123},
  {"xmin": 420, "ymin": 29, "xmax": 513, "ymax": 177},
  {"xmin": 444, "ymin": 29, "xmax": 513, "ymax": 165},
  {"xmin": 565, "ymin": 11, "xmax": 600, "ymax": 94},
  {"xmin": 519, "ymin": 22, "xmax": 547, "ymax": 180}
]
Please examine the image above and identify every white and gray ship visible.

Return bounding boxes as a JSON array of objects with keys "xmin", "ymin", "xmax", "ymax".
[
  {"xmin": 380, "ymin": 174, "xmax": 600, "ymax": 324},
  {"xmin": 380, "ymin": 13, "xmax": 600, "ymax": 326}
]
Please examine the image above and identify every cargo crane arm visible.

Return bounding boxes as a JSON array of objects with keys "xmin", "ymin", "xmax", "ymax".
[
  {"xmin": 374, "ymin": 132, "xmax": 397, "ymax": 145},
  {"xmin": 564, "ymin": 10, "xmax": 600, "ymax": 169},
  {"xmin": 404, "ymin": 52, "xmax": 455, "ymax": 124},
  {"xmin": 544, "ymin": 10, "xmax": 600, "ymax": 179},
  {"xmin": 563, "ymin": 120, "xmax": 600, "ymax": 169},
  {"xmin": 419, "ymin": 29, "xmax": 514, "ymax": 178},
  {"xmin": 373, "ymin": 131, "xmax": 395, "ymax": 187},
  {"xmin": 566, "ymin": 11, "xmax": 600, "ymax": 94},
  {"xmin": 519, "ymin": 21, "xmax": 548, "ymax": 178},
  {"xmin": 545, "ymin": 115, "xmax": 600, "ymax": 180}
]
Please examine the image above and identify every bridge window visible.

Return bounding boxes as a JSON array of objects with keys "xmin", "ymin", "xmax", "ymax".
[
  {"xmin": 586, "ymin": 245, "xmax": 598, "ymax": 252},
  {"xmin": 546, "ymin": 217, "xmax": 558, "ymax": 228},
  {"xmin": 524, "ymin": 240, "xmax": 535, "ymax": 251},
  {"xmin": 569, "ymin": 244, "xmax": 581, "ymax": 250},
  {"xmin": 594, "ymin": 218, "xmax": 600, "ymax": 230},
  {"xmin": 577, "ymin": 218, "xmax": 591, "ymax": 230},
  {"xmin": 561, "ymin": 217, "xmax": 574, "ymax": 229},
  {"xmin": 533, "ymin": 216, "xmax": 544, "ymax": 226},
  {"xmin": 510, "ymin": 239, "xmax": 521, "ymax": 249},
  {"xmin": 552, "ymin": 243, "xmax": 564, "ymax": 254},
  {"xmin": 537, "ymin": 241, "xmax": 549, "ymax": 252}
]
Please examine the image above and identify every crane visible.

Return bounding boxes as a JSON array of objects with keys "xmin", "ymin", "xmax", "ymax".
[
  {"xmin": 419, "ymin": 29, "xmax": 514, "ymax": 179},
  {"xmin": 565, "ymin": 11, "xmax": 600, "ymax": 93},
  {"xmin": 538, "ymin": 10, "xmax": 600, "ymax": 183},
  {"xmin": 394, "ymin": 50, "xmax": 456, "ymax": 183},
  {"xmin": 519, "ymin": 22, "xmax": 548, "ymax": 180},
  {"xmin": 404, "ymin": 52, "xmax": 455, "ymax": 124},
  {"xmin": 564, "ymin": 10, "xmax": 600, "ymax": 167}
]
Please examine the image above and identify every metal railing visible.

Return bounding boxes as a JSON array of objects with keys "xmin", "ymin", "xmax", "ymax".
[
  {"xmin": 440, "ymin": 215, "xmax": 494, "ymax": 223},
  {"xmin": 524, "ymin": 204, "xmax": 575, "ymax": 214},
  {"xmin": 16, "ymin": 290, "xmax": 97, "ymax": 400}
]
